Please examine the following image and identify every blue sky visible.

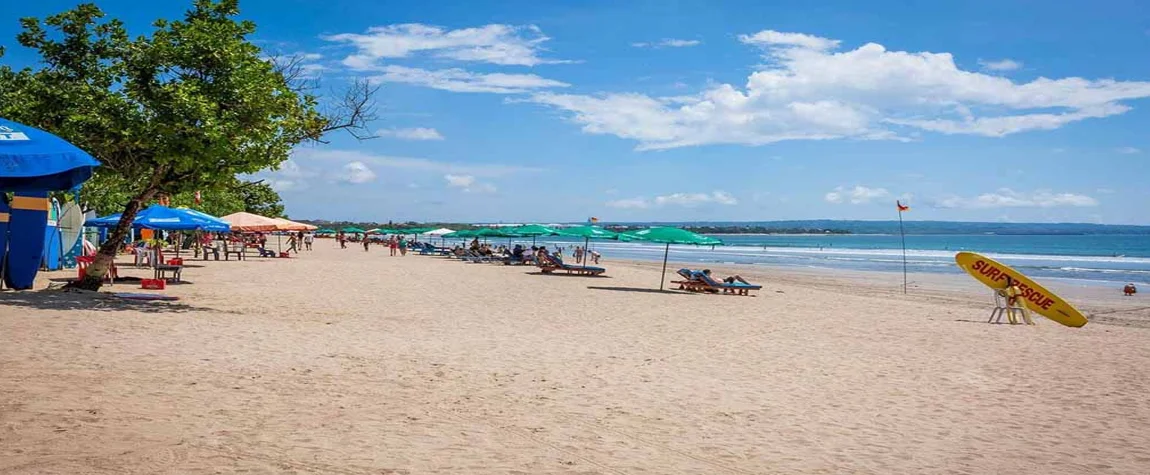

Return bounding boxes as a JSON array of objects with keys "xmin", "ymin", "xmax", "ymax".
[{"xmin": 3, "ymin": 0, "xmax": 1149, "ymax": 224}]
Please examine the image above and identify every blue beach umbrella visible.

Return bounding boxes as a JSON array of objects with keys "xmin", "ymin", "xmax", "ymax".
[
  {"xmin": 0, "ymin": 118, "xmax": 101, "ymax": 192},
  {"xmin": 85, "ymin": 205, "xmax": 230, "ymax": 232}
]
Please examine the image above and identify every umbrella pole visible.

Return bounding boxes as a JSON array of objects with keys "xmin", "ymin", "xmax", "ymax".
[
  {"xmin": 583, "ymin": 236, "xmax": 589, "ymax": 268},
  {"xmin": 660, "ymin": 243, "xmax": 670, "ymax": 291}
]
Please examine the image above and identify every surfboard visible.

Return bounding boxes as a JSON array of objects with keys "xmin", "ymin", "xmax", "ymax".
[
  {"xmin": 6, "ymin": 192, "xmax": 50, "ymax": 289},
  {"xmin": 955, "ymin": 251, "xmax": 1088, "ymax": 327},
  {"xmin": 58, "ymin": 202, "xmax": 84, "ymax": 268},
  {"xmin": 0, "ymin": 196, "xmax": 9, "ymax": 289},
  {"xmin": 42, "ymin": 198, "xmax": 63, "ymax": 271}
]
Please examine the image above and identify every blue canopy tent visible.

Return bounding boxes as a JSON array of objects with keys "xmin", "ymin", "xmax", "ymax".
[
  {"xmin": 87, "ymin": 205, "xmax": 230, "ymax": 257},
  {"xmin": 86, "ymin": 205, "xmax": 231, "ymax": 232},
  {"xmin": 1, "ymin": 118, "xmax": 101, "ymax": 289},
  {"xmin": 0, "ymin": 118, "xmax": 101, "ymax": 192}
]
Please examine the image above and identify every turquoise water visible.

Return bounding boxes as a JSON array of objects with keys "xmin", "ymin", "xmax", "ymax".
[{"xmin": 517, "ymin": 233, "xmax": 1150, "ymax": 286}]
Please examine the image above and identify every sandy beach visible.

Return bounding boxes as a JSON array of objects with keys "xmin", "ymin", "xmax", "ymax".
[{"xmin": 3, "ymin": 243, "xmax": 1150, "ymax": 474}]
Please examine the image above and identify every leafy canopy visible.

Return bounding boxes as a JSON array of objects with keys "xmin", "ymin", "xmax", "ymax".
[{"xmin": 0, "ymin": 0, "xmax": 327, "ymax": 199}]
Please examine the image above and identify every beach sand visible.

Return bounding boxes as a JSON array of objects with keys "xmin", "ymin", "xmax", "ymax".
[{"xmin": 2, "ymin": 243, "xmax": 1150, "ymax": 474}]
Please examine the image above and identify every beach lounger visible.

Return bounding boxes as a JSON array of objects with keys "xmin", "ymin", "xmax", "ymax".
[
  {"xmin": 692, "ymin": 270, "xmax": 761, "ymax": 296},
  {"xmin": 672, "ymin": 268, "xmax": 709, "ymax": 292},
  {"xmin": 537, "ymin": 253, "xmax": 606, "ymax": 276}
]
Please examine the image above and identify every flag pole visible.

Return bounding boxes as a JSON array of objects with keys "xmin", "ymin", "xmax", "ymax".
[{"xmin": 898, "ymin": 201, "xmax": 908, "ymax": 294}]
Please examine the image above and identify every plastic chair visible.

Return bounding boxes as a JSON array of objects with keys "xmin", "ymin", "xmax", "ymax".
[
  {"xmin": 76, "ymin": 256, "xmax": 118, "ymax": 283},
  {"xmin": 988, "ymin": 290, "xmax": 1030, "ymax": 325}
]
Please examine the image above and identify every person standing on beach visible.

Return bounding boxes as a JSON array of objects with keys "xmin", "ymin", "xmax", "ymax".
[
  {"xmin": 303, "ymin": 232, "xmax": 313, "ymax": 251},
  {"xmin": 573, "ymin": 246, "xmax": 584, "ymax": 264},
  {"xmin": 338, "ymin": 232, "xmax": 347, "ymax": 249},
  {"xmin": 363, "ymin": 235, "xmax": 370, "ymax": 252},
  {"xmin": 389, "ymin": 236, "xmax": 399, "ymax": 256},
  {"xmin": 398, "ymin": 238, "xmax": 408, "ymax": 256}
]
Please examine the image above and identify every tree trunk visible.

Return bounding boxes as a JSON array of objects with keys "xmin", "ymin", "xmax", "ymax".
[{"xmin": 65, "ymin": 187, "xmax": 158, "ymax": 291}]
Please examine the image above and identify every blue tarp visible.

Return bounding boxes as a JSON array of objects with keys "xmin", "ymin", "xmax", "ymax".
[
  {"xmin": 85, "ymin": 205, "xmax": 231, "ymax": 232},
  {"xmin": 0, "ymin": 118, "xmax": 101, "ymax": 192}
]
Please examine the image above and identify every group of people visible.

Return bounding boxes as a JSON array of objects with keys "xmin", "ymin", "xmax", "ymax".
[
  {"xmin": 571, "ymin": 246, "xmax": 601, "ymax": 265},
  {"xmin": 285, "ymin": 231, "xmax": 314, "ymax": 254}
]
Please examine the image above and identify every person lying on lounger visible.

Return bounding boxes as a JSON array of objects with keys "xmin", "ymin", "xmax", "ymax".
[{"xmin": 701, "ymin": 269, "xmax": 750, "ymax": 285}]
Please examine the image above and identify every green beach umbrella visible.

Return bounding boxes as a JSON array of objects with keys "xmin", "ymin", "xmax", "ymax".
[
  {"xmin": 445, "ymin": 229, "xmax": 477, "ymax": 239},
  {"xmin": 557, "ymin": 225, "xmax": 628, "ymax": 266},
  {"xmin": 625, "ymin": 227, "xmax": 722, "ymax": 290},
  {"xmin": 316, "ymin": 228, "xmax": 335, "ymax": 234},
  {"xmin": 342, "ymin": 226, "xmax": 366, "ymax": 234},
  {"xmin": 506, "ymin": 224, "xmax": 558, "ymax": 245}
]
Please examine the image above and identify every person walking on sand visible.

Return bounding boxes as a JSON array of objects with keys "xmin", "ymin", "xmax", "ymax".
[
  {"xmin": 398, "ymin": 238, "xmax": 408, "ymax": 256},
  {"xmin": 287, "ymin": 234, "xmax": 298, "ymax": 254},
  {"xmin": 389, "ymin": 236, "xmax": 399, "ymax": 256},
  {"xmin": 303, "ymin": 232, "xmax": 313, "ymax": 251},
  {"xmin": 363, "ymin": 235, "xmax": 370, "ymax": 252},
  {"xmin": 573, "ymin": 246, "xmax": 584, "ymax": 264},
  {"xmin": 338, "ymin": 232, "xmax": 347, "ymax": 249}
]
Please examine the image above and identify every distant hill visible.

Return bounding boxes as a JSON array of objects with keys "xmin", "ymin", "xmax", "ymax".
[{"xmin": 605, "ymin": 220, "xmax": 1150, "ymax": 235}]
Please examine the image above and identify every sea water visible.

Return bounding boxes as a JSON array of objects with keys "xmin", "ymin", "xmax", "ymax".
[{"xmin": 526, "ymin": 234, "xmax": 1150, "ymax": 286}]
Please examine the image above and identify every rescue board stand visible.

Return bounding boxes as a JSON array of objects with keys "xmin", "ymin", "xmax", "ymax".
[{"xmin": 988, "ymin": 290, "xmax": 1034, "ymax": 325}]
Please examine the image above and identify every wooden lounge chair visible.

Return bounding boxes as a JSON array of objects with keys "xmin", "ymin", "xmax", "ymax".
[{"xmin": 537, "ymin": 253, "xmax": 606, "ymax": 276}]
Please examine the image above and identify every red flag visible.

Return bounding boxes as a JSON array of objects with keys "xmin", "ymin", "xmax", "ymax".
[{"xmin": 897, "ymin": 200, "xmax": 910, "ymax": 212}]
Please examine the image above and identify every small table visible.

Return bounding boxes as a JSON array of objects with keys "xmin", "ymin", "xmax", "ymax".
[{"xmin": 154, "ymin": 264, "xmax": 183, "ymax": 283}]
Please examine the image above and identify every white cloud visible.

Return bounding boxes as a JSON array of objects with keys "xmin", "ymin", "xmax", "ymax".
[
  {"xmin": 293, "ymin": 149, "xmax": 540, "ymax": 177},
  {"xmin": 322, "ymin": 23, "xmax": 566, "ymax": 68},
  {"xmin": 376, "ymin": 127, "xmax": 445, "ymax": 141},
  {"xmin": 632, "ymin": 38, "xmax": 701, "ymax": 48},
  {"xmin": 1096, "ymin": 188, "xmax": 1115, "ymax": 194},
  {"xmin": 1116, "ymin": 146, "xmax": 1141, "ymax": 154},
  {"xmin": 933, "ymin": 189, "xmax": 1099, "ymax": 209},
  {"xmin": 824, "ymin": 185, "xmax": 890, "ymax": 204},
  {"xmin": 605, "ymin": 197, "xmax": 651, "ymax": 209},
  {"xmin": 530, "ymin": 30, "xmax": 1150, "ymax": 150},
  {"xmin": 606, "ymin": 191, "xmax": 737, "ymax": 209},
  {"xmin": 371, "ymin": 65, "xmax": 568, "ymax": 94},
  {"xmin": 979, "ymin": 58, "xmax": 1023, "ymax": 71},
  {"xmin": 654, "ymin": 191, "xmax": 738, "ymax": 206},
  {"xmin": 266, "ymin": 179, "xmax": 301, "ymax": 192},
  {"xmin": 444, "ymin": 174, "xmax": 496, "ymax": 193},
  {"xmin": 738, "ymin": 30, "xmax": 840, "ymax": 51},
  {"xmin": 444, "ymin": 174, "xmax": 475, "ymax": 188},
  {"xmin": 338, "ymin": 161, "xmax": 377, "ymax": 184}
]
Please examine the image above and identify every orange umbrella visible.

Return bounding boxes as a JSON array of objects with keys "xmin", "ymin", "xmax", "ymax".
[
  {"xmin": 270, "ymin": 218, "xmax": 317, "ymax": 231},
  {"xmin": 221, "ymin": 212, "xmax": 281, "ymax": 232}
]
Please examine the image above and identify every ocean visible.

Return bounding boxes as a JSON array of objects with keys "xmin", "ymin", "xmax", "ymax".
[{"xmin": 517, "ymin": 232, "xmax": 1150, "ymax": 286}]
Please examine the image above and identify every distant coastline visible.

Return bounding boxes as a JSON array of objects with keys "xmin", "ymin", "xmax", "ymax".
[{"xmin": 299, "ymin": 219, "xmax": 1150, "ymax": 236}]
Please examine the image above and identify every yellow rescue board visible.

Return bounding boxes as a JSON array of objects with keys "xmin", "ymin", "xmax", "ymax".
[{"xmin": 955, "ymin": 251, "xmax": 1088, "ymax": 327}]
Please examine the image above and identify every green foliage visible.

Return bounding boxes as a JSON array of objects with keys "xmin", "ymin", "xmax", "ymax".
[
  {"xmin": 1, "ymin": 0, "xmax": 326, "ymax": 198},
  {"xmin": 0, "ymin": 0, "xmax": 333, "ymax": 289}
]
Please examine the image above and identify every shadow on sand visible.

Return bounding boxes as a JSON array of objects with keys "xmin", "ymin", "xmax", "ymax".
[
  {"xmin": 524, "ymin": 272, "xmax": 611, "ymax": 278},
  {"xmin": 586, "ymin": 286, "xmax": 690, "ymax": 295},
  {"xmin": 0, "ymin": 289, "xmax": 219, "ymax": 314}
]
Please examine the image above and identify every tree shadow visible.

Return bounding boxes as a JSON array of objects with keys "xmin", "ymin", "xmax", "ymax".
[
  {"xmin": 586, "ymin": 286, "xmax": 690, "ymax": 295},
  {"xmin": 0, "ymin": 289, "xmax": 220, "ymax": 314}
]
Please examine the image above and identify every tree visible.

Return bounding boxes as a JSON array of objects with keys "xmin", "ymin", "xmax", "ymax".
[{"xmin": 0, "ymin": 1, "xmax": 372, "ymax": 290}]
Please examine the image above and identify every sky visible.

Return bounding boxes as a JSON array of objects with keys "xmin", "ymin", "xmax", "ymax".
[{"xmin": 3, "ymin": 0, "xmax": 1149, "ymax": 224}]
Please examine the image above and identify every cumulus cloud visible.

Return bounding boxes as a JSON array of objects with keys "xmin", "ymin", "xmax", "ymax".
[
  {"xmin": 530, "ymin": 30, "xmax": 1150, "ymax": 150},
  {"xmin": 371, "ymin": 65, "xmax": 568, "ymax": 94},
  {"xmin": 979, "ymin": 58, "xmax": 1023, "ymax": 71},
  {"xmin": 1116, "ymin": 146, "xmax": 1141, "ymax": 154},
  {"xmin": 632, "ymin": 38, "xmax": 701, "ymax": 48},
  {"xmin": 607, "ymin": 191, "xmax": 737, "ymax": 209},
  {"xmin": 444, "ymin": 174, "xmax": 496, "ymax": 193},
  {"xmin": 294, "ymin": 149, "xmax": 540, "ymax": 178},
  {"xmin": 933, "ymin": 189, "xmax": 1098, "ymax": 209},
  {"xmin": 376, "ymin": 127, "xmax": 445, "ymax": 141},
  {"xmin": 605, "ymin": 197, "xmax": 651, "ymax": 209},
  {"xmin": 323, "ymin": 23, "xmax": 566, "ymax": 68},
  {"xmin": 824, "ymin": 186, "xmax": 890, "ymax": 204},
  {"xmin": 338, "ymin": 161, "xmax": 377, "ymax": 184}
]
